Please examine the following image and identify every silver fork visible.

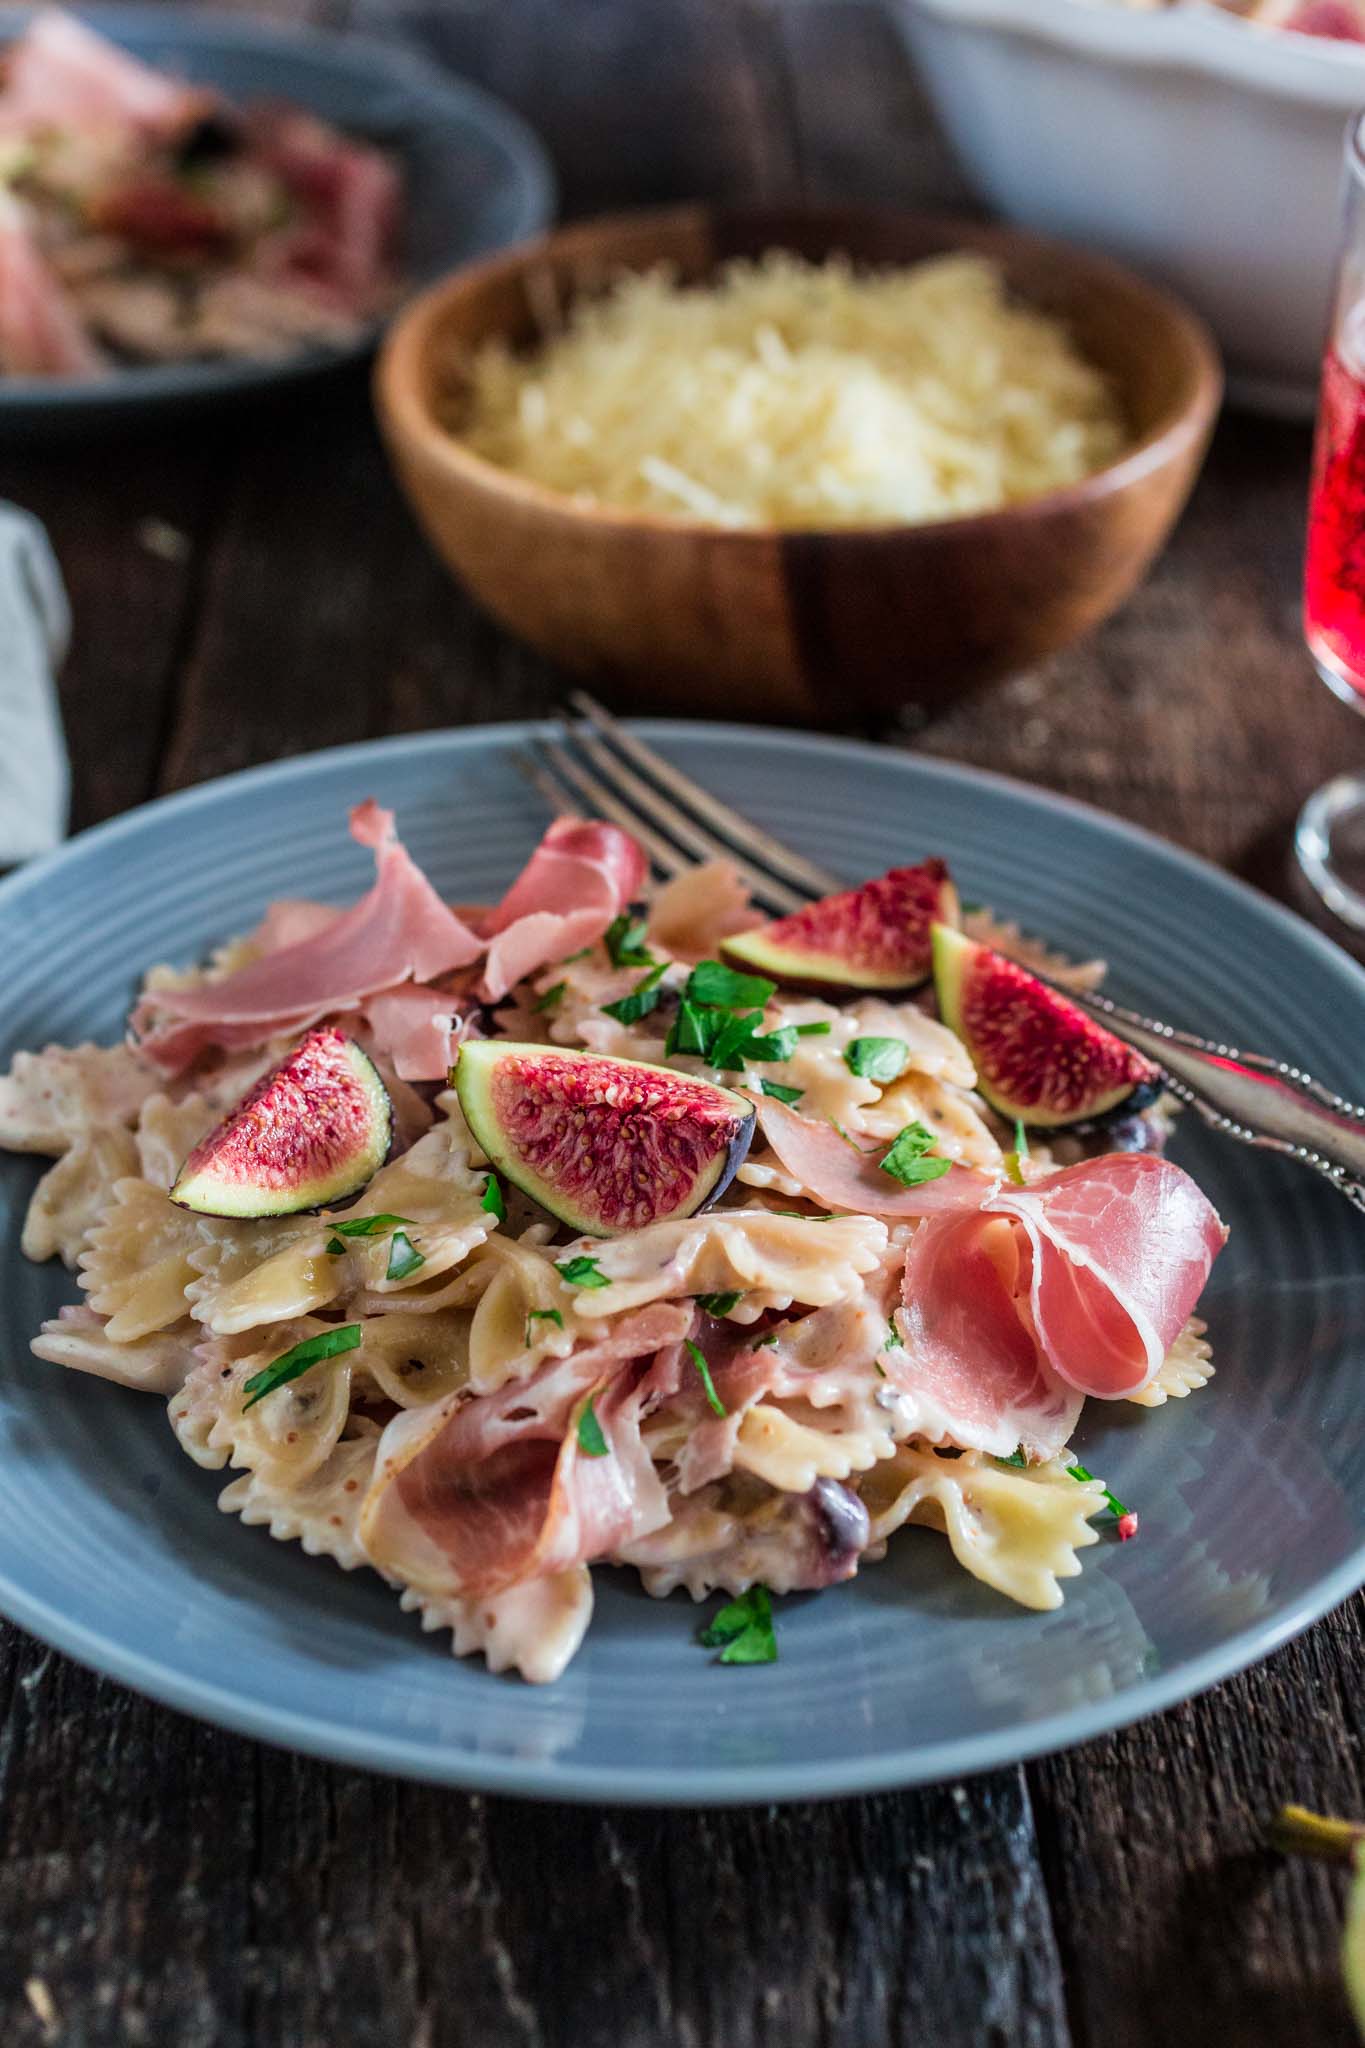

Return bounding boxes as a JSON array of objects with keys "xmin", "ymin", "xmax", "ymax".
[{"xmin": 519, "ymin": 692, "xmax": 1365, "ymax": 1217}]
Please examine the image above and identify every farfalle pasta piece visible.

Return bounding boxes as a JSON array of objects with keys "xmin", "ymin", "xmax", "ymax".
[
  {"xmin": 860, "ymin": 1446, "xmax": 1104, "ymax": 1611},
  {"xmin": 21, "ymin": 1124, "xmax": 139, "ymax": 1267},
  {"xmin": 732, "ymin": 1399, "xmax": 896, "ymax": 1492},
  {"xmin": 172, "ymin": 1317, "xmax": 354, "ymax": 1488},
  {"xmin": 466, "ymin": 1234, "xmax": 601, "ymax": 1393},
  {"xmin": 0, "ymin": 1042, "xmax": 156, "ymax": 1156},
  {"xmin": 646, "ymin": 860, "xmax": 755, "ymax": 962},
  {"xmin": 620, "ymin": 1471, "xmax": 870, "ymax": 1601},
  {"xmin": 188, "ymin": 1220, "xmax": 338, "ymax": 1337},
  {"xmin": 351, "ymin": 1309, "xmax": 475, "ymax": 1409},
  {"xmin": 1127, "ymin": 1318, "xmax": 1214, "ymax": 1408},
  {"xmin": 218, "ymin": 1428, "xmax": 381, "ymax": 1573},
  {"xmin": 398, "ymin": 1568, "xmax": 594, "ymax": 1686},
  {"xmin": 79, "ymin": 1177, "xmax": 206, "ymax": 1341},
  {"xmin": 31, "ymin": 1304, "xmax": 194, "ymax": 1395},
  {"xmin": 135, "ymin": 1092, "xmax": 218, "ymax": 1189},
  {"xmin": 341, "ymin": 1117, "xmax": 498, "ymax": 1297},
  {"xmin": 555, "ymin": 1209, "xmax": 887, "ymax": 1320}
]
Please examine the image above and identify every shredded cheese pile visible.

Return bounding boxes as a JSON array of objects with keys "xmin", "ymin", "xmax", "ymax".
[{"xmin": 452, "ymin": 250, "xmax": 1130, "ymax": 530}]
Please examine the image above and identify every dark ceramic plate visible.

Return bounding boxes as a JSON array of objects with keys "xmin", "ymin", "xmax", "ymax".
[{"xmin": 0, "ymin": 724, "xmax": 1362, "ymax": 1801}]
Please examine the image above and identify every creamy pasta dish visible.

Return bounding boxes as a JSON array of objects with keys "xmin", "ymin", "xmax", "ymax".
[{"xmin": 0, "ymin": 804, "xmax": 1225, "ymax": 1682}]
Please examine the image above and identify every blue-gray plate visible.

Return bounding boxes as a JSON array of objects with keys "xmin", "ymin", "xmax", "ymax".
[
  {"xmin": 0, "ymin": 723, "xmax": 1361, "ymax": 1803},
  {"xmin": 0, "ymin": 5, "xmax": 554, "ymax": 435}
]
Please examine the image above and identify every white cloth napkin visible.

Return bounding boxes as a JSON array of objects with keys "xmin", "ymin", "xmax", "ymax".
[{"xmin": 0, "ymin": 502, "xmax": 70, "ymax": 865}]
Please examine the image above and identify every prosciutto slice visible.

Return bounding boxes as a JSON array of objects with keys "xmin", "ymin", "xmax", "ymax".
[
  {"xmin": 989, "ymin": 1154, "xmax": 1227, "ymax": 1399},
  {"xmin": 755, "ymin": 1096, "xmax": 998, "ymax": 1218},
  {"xmin": 361, "ymin": 984, "xmax": 458, "ymax": 1083},
  {"xmin": 358, "ymin": 1303, "xmax": 688, "ymax": 1598},
  {"xmin": 892, "ymin": 1210, "xmax": 1082, "ymax": 1459},
  {"xmin": 132, "ymin": 802, "xmax": 483, "ymax": 1069},
  {"xmin": 2, "ymin": 10, "xmax": 210, "ymax": 139},
  {"xmin": 481, "ymin": 818, "xmax": 648, "ymax": 1002}
]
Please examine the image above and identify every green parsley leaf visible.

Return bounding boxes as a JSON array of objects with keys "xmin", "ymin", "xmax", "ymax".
[
  {"xmin": 845, "ymin": 1035, "xmax": 910, "ymax": 1083},
  {"xmin": 1068, "ymin": 1461, "xmax": 1132, "ymax": 1521},
  {"xmin": 556, "ymin": 1254, "xmax": 611, "ymax": 1290},
  {"xmin": 751, "ymin": 1331, "xmax": 779, "ymax": 1350},
  {"xmin": 741, "ymin": 1025, "xmax": 798, "ymax": 1063},
  {"xmin": 534, "ymin": 981, "xmax": 567, "ymax": 1013},
  {"xmin": 561, "ymin": 946, "xmax": 592, "ymax": 964},
  {"xmin": 242, "ymin": 1325, "xmax": 362, "ymax": 1412},
  {"xmin": 699, "ymin": 1585, "xmax": 777, "ymax": 1665},
  {"xmin": 706, "ymin": 1008, "xmax": 765, "ymax": 1071},
  {"xmin": 576, "ymin": 1395, "xmax": 609, "ymax": 1458},
  {"xmin": 325, "ymin": 1236, "xmax": 347, "ymax": 1256},
  {"xmin": 685, "ymin": 1337, "xmax": 727, "ymax": 1417},
  {"xmin": 386, "ymin": 1230, "xmax": 425, "ymax": 1282},
  {"xmin": 686, "ymin": 960, "xmax": 776, "ymax": 1010},
  {"xmin": 665, "ymin": 997, "xmax": 716, "ymax": 1060},
  {"xmin": 695, "ymin": 1291, "xmax": 742, "ymax": 1317},
  {"xmin": 481, "ymin": 1174, "xmax": 506, "ymax": 1222},
  {"xmin": 884, "ymin": 1314, "xmax": 904, "ymax": 1350},
  {"xmin": 605, "ymin": 913, "xmax": 655, "ymax": 968},
  {"xmin": 996, "ymin": 1446, "xmax": 1029, "ymax": 1469},
  {"xmin": 526, "ymin": 1306, "xmax": 565, "ymax": 1346},
  {"xmin": 794, "ymin": 1021, "xmax": 832, "ymax": 1037},
  {"xmin": 1014, "ymin": 1117, "xmax": 1029, "ymax": 1156},
  {"xmin": 759, "ymin": 1079, "xmax": 803, "ymax": 1105},
  {"xmin": 601, "ymin": 960, "xmax": 667, "ymax": 1025},
  {"xmin": 327, "ymin": 1213, "xmax": 414, "ymax": 1239},
  {"xmin": 879, "ymin": 1121, "xmax": 952, "ymax": 1188}
]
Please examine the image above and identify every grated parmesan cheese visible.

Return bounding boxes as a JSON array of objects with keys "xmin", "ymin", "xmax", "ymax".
[{"xmin": 452, "ymin": 250, "xmax": 1130, "ymax": 530}]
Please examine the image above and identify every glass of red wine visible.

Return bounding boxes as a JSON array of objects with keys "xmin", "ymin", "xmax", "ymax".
[{"xmin": 1298, "ymin": 111, "xmax": 1365, "ymax": 929}]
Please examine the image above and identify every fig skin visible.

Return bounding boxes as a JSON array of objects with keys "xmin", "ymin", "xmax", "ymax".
[
  {"xmin": 170, "ymin": 1028, "xmax": 391, "ymax": 1218},
  {"xmin": 453, "ymin": 1041, "xmax": 754, "ymax": 1237},
  {"xmin": 721, "ymin": 859, "xmax": 960, "ymax": 994},
  {"xmin": 932, "ymin": 923, "xmax": 1160, "ymax": 1130}
]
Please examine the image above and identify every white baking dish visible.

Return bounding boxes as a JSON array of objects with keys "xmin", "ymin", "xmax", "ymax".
[{"xmin": 895, "ymin": 0, "xmax": 1365, "ymax": 413}]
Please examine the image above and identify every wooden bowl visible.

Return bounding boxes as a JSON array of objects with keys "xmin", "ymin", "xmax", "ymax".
[{"xmin": 374, "ymin": 205, "xmax": 1222, "ymax": 723}]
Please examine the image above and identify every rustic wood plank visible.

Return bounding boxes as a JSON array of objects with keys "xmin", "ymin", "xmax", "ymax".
[{"xmin": 1031, "ymin": 1596, "xmax": 1365, "ymax": 2048}]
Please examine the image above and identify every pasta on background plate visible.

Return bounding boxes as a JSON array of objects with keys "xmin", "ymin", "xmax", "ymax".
[{"xmin": 3, "ymin": 802, "xmax": 1225, "ymax": 1682}]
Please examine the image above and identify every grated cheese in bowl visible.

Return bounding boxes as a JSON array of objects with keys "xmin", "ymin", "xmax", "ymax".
[{"xmin": 450, "ymin": 250, "xmax": 1131, "ymax": 531}]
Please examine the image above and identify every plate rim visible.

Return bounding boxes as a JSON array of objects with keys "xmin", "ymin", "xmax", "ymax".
[
  {"xmin": 1, "ymin": 717, "xmax": 1362, "ymax": 1803},
  {"xmin": 0, "ymin": 1, "xmax": 557, "ymax": 422}
]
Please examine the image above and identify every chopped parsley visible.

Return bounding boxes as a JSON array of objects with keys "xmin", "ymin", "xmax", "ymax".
[
  {"xmin": 884, "ymin": 1315, "xmax": 904, "ymax": 1350},
  {"xmin": 601, "ymin": 960, "xmax": 667, "ymax": 1025},
  {"xmin": 386, "ymin": 1230, "xmax": 425, "ymax": 1282},
  {"xmin": 481, "ymin": 1174, "xmax": 506, "ymax": 1223},
  {"xmin": 686, "ymin": 960, "xmax": 776, "ymax": 1010},
  {"xmin": 1068, "ymin": 1461, "xmax": 1133, "ymax": 1522},
  {"xmin": 794, "ymin": 1021, "xmax": 832, "ymax": 1037},
  {"xmin": 996, "ymin": 1446, "xmax": 1030, "ymax": 1469},
  {"xmin": 242, "ymin": 1325, "xmax": 362, "ymax": 1412},
  {"xmin": 556, "ymin": 1254, "xmax": 611, "ymax": 1290},
  {"xmin": 526, "ymin": 1306, "xmax": 565, "ymax": 1345},
  {"xmin": 576, "ymin": 1396, "xmax": 609, "ymax": 1458},
  {"xmin": 665, "ymin": 999, "xmax": 794, "ymax": 1071},
  {"xmin": 685, "ymin": 1337, "xmax": 727, "ymax": 1416},
  {"xmin": 534, "ymin": 981, "xmax": 567, "ymax": 1013},
  {"xmin": 750, "ymin": 1331, "xmax": 779, "ymax": 1350},
  {"xmin": 845, "ymin": 1036, "xmax": 910, "ymax": 1083},
  {"xmin": 699, "ymin": 1585, "xmax": 777, "ymax": 1665},
  {"xmin": 665, "ymin": 998, "xmax": 713, "ymax": 1059},
  {"xmin": 560, "ymin": 946, "xmax": 592, "ymax": 964},
  {"xmin": 325, "ymin": 1236, "xmax": 346, "ymax": 1256},
  {"xmin": 760, "ymin": 1079, "xmax": 803, "ymax": 1105},
  {"xmin": 326, "ymin": 1213, "xmax": 414, "ymax": 1239},
  {"xmin": 1004, "ymin": 1118, "xmax": 1029, "ymax": 1186},
  {"xmin": 605, "ymin": 913, "xmax": 655, "ymax": 968},
  {"xmin": 879, "ymin": 1121, "xmax": 952, "ymax": 1188},
  {"xmin": 695, "ymin": 1291, "xmax": 742, "ymax": 1317}
]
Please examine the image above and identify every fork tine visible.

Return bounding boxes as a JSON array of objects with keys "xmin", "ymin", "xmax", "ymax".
[
  {"xmin": 566, "ymin": 718, "xmax": 806, "ymax": 910},
  {"xmin": 569, "ymin": 690, "xmax": 843, "ymax": 899},
  {"xmin": 559, "ymin": 717, "xmax": 810, "ymax": 918},
  {"xmin": 531, "ymin": 740, "xmax": 690, "ymax": 884},
  {"xmin": 514, "ymin": 751, "xmax": 580, "ymax": 820}
]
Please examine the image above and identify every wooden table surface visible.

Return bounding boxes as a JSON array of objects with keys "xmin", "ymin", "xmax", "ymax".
[{"xmin": 3, "ymin": 3, "xmax": 1364, "ymax": 2043}]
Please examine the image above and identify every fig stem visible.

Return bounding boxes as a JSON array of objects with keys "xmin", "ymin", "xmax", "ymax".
[{"xmin": 1272, "ymin": 1805, "xmax": 1365, "ymax": 1864}]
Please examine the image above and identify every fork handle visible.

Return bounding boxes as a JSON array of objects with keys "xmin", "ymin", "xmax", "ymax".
[{"xmin": 1064, "ymin": 987, "xmax": 1365, "ymax": 1183}]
